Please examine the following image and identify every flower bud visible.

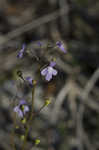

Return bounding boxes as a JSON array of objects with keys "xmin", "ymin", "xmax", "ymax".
[
  {"xmin": 45, "ymin": 99, "xmax": 51, "ymax": 106},
  {"xmin": 35, "ymin": 139, "xmax": 40, "ymax": 145},
  {"xmin": 21, "ymin": 118, "xmax": 26, "ymax": 124},
  {"xmin": 20, "ymin": 135, "xmax": 25, "ymax": 140}
]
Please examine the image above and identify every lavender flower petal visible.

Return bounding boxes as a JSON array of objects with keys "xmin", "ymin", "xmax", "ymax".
[
  {"xmin": 14, "ymin": 106, "xmax": 19, "ymax": 112},
  {"xmin": 19, "ymin": 99, "xmax": 27, "ymax": 105},
  {"xmin": 22, "ymin": 44, "xmax": 26, "ymax": 51},
  {"xmin": 45, "ymin": 73, "xmax": 52, "ymax": 81},
  {"xmin": 14, "ymin": 106, "xmax": 23, "ymax": 118},
  {"xmin": 18, "ymin": 110, "xmax": 23, "ymax": 118},
  {"xmin": 17, "ymin": 51, "xmax": 23, "ymax": 58},
  {"xmin": 24, "ymin": 106, "xmax": 29, "ymax": 114},
  {"xmin": 41, "ymin": 68, "xmax": 48, "ymax": 76},
  {"xmin": 50, "ymin": 61, "xmax": 56, "ymax": 67}
]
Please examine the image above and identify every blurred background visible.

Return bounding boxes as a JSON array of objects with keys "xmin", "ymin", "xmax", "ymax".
[{"xmin": 0, "ymin": 0, "xmax": 99, "ymax": 150}]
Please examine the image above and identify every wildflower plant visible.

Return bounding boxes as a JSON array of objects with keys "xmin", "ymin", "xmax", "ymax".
[{"xmin": 10, "ymin": 40, "xmax": 67, "ymax": 150}]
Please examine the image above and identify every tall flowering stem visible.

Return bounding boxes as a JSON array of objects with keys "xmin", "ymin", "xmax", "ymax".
[
  {"xmin": 21, "ymin": 80, "xmax": 36, "ymax": 150},
  {"xmin": 11, "ymin": 112, "xmax": 17, "ymax": 150}
]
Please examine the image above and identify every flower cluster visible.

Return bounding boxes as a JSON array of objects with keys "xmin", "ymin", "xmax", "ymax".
[{"xmin": 17, "ymin": 41, "xmax": 67, "ymax": 81}]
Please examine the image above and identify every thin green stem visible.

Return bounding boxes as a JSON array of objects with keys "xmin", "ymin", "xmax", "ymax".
[
  {"xmin": 11, "ymin": 113, "xmax": 16, "ymax": 150},
  {"xmin": 21, "ymin": 125, "xmax": 29, "ymax": 150},
  {"xmin": 21, "ymin": 83, "xmax": 36, "ymax": 150}
]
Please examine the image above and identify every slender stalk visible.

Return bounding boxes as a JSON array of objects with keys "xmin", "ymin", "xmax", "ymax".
[
  {"xmin": 21, "ymin": 124, "xmax": 29, "ymax": 150},
  {"xmin": 21, "ymin": 82, "xmax": 36, "ymax": 150},
  {"xmin": 29, "ymin": 84, "xmax": 36, "ymax": 121},
  {"xmin": 31, "ymin": 84, "xmax": 35, "ymax": 114},
  {"xmin": 11, "ymin": 113, "xmax": 17, "ymax": 150},
  {"xmin": 11, "ymin": 129, "xmax": 16, "ymax": 150}
]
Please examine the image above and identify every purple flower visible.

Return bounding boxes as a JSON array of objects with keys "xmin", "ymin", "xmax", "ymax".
[
  {"xmin": 14, "ymin": 99, "xmax": 29, "ymax": 118},
  {"xmin": 41, "ymin": 61, "xmax": 58, "ymax": 81},
  {"xmin": 56, "ymin": 41, "xmax": 67, "ymax": 53},
  {"xmin": 26, "ymin": 76, "xmax": 33, "ymax": 87},
  {"xmin": 17, "ymin": 44, "xmax": 26, "ymax": 58}
]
